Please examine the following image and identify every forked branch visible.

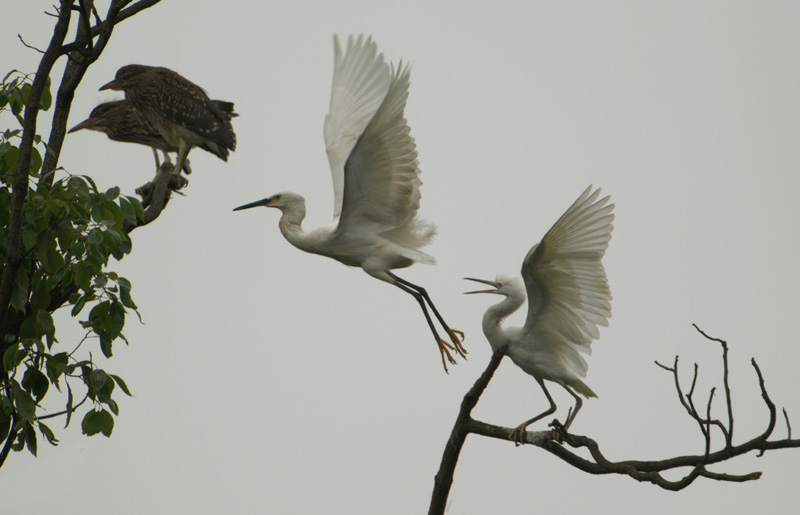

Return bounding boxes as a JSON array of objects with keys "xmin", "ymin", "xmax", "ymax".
[{"xmin": 429, "ymin": 325, "xmax": 800, "ymax": 515}]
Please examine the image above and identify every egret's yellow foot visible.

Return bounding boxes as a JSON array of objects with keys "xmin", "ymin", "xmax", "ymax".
[
  {"xmin": 438, "ymin": 339, "xmax": 458, "ymax": 373},
  {"xmin": 448, "ymin": 329, "xmax": 467, "ymax": 358},
  {"xmin": 509, "ymin": 423, "xmax": 529, "ymax": 447}
]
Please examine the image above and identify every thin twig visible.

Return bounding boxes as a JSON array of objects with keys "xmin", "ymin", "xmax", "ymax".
[
  {"xmin": 693, "ymin": 324, "xmax": 734, "ymax": 445},
  {"xmin": 704, "ymin": 388, "xmax": 715, "ymax": 457},
  {"xmin": 35, "ymin": 394, "xmax": 89, "ymax": 421},
  {"xmin": 17, "ymin": 35, "xmax": 46, "ymax": 54},
  {"xmin": 783, "ymin": 408, "xmax": 791, "ymax": 440}
]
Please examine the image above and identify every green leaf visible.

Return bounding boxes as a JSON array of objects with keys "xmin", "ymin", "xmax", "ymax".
[
  {"xmin": 118, "ymin": 196, "xmax": 136, "ymax": 223},
  {"xmin": 87, "ymin": 228, "xmax": 103, "ymax": 245},
  {"xmin": 24, "ymin": 424, "xmax": 37, "ymax": 456},
  {"xmin": 120, "ymin": 285, "xmax": 137, "ymax": 310},
  {"xmin": 108, "ymin": 301, "xmax": 125, "ymax": 337},
  {"xmin": 2, "ymin": 145, "xmax": 19, "ymax": 171},
  {"xmin": 37, "ymin": 421, "xmax": 58, "ymax": 446},
  {"xmin": 82, "ymin": 410, "xmax": 113, "ymax": 437},
  {"xmin": 73, "ymin": 262, "xmax": 91, "ymax": 291},
  {"xmin": 45, "ymin": 352, "xmax": 68, "ymax": 388},
  {"xmin": 11, "ymin": 381, "xmax": 36, "ymax": 422},
  {"xmin": 117, "ymin": 277, "xmax": 132, "ymax": 291},
  {"xmin": 90, "ymin": 203, "xmax": 105, "ymax": 224},
  {"xmin": 127, "ymin": 195, "xmax": 145, "ymax": 221},
  {"xmin": 81, "ymin": 410, "xmax": 102, "ymax": 436},
  {"xmin": 22, "ymin": 224, "xmax": 37, "ymax": 250},
  {"xmin": 105, "ymin": 186, "xmax": 120, "ymax": 201},
  {"xmin": 71, "ymin": 294, "xmax": 88, "ymax": 316},
  {"xmin": 3, "ymin": 343, "xmax": 26, "ymax": 372},
  {"xmin": 99, "ymin": 336, "xmax": 113, "ymax": 358},
  {"xmin": 99, "ymin": 410, "xmax": 114, "ymax": 437},
  {"xmin": 93, "ymin": 272, "xmax": 108, "ymax": 289},
  {"xmin": 29, "ymin": 283, "xmax": 51, "ymax": 312},
  {"xmin": 19, "ymin": 315, "xmax": 40, "ymax": 338},
  {"xmin": 65, "ymin": 383, "xmax": 73, "ymax": 428},
  {"xmin": 110, "ymin": 374, "xmax": 132, "ymax": 396},
  {"xmin": 22, "ymin": 367, "xmax": 49, "ymax": 401},
  {"xmin": 39, "ymin": 80, "xmax": 52, "ymax": 110},
  {"xmin": 107, "ymin": 399, "xmax": 119, "ymax": 416},
  {"xmin": 29, "ymin": 147, "xmax": 42, "ymax": 176},
  {"xmin": 90, "ymin": 369, "xmax": 107, "ymax": 390},
  {"xmin": 35, "ymin": 309, "xmax": 54, "ymax": 337},
  {"xmin": 43, "ymin": 246, "xmax": 65, "ymax": 275},
  {"xmin": 11, "ymin": 432, "xmax": 24, "ymax": 452},
  {"xmin": 10, "ymin": 267, "xmax": 28, "ymax": 312},
  {"xmin": 97, "ymin": 375, "xmax": 115, "ymax": 404}
]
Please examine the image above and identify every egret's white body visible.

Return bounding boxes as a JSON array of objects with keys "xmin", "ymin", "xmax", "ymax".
[
  {"xmin": 466, "ymin": 186, "xmax": 614, "ymax": 440},
  {"xmin": 235, "ymin": 35, "xmax": 464, "ymax": 370}
]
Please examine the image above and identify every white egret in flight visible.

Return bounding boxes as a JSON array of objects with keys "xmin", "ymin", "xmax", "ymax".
[
  {"xmin": 234, "ymin": 35, "xmax": 465, "ymax": 371},
  {"xmin": 465, "ymin": 186, "xmax": 614, "ymax": 441}
]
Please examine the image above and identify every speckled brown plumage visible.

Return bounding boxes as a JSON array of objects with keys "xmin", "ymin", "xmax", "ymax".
[
  {"xmin": 99, "ymin": 65, "xmax": 237, "ymax": 173},
  {"xmin": 69, "ymin": 99, "xmax": 237, "ymax": 173}
]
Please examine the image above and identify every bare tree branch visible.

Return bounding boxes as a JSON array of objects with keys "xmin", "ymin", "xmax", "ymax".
[
  {"xmin": 428, "ymin": 347, "xmax": 506, "ymax": 515},
  {"xmin": 41, "ymin": 0, "xmax": 163, "ymax": 188},
  {"xmin": 429, "ymin": 325, "xmax": 800, "ymax": 514},
  {"xmin": 17, "ymin": 35, "xmax": 46, "ymax": 54}
]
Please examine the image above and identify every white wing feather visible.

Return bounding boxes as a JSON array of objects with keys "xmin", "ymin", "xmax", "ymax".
[
  {"xmin": 324, "ymin": 35, "xmax": 391, "ymax": 221},
  {"xmin": 521, "ymin": 186, "xmax": 614, "ymax": 375},
  {"xmin": 335, "ymin": 59, "xmax": 428, "ymax": 236}
]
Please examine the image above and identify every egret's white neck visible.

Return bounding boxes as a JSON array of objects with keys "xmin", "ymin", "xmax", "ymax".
[
  {"xmin": 481, "ymin": 290, "xmax": 525, "ymax": 352},
  {"xmin": 277, "ymin": 200, "xmax": 310, "ymax": 251}
]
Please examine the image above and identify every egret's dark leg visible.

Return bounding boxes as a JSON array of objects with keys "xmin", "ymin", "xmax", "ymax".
[
  {"xmin": 389, "ymin": 277, "xmax": 458, "ymax": 373},
  {"xmin": 561, "ymin": 385, "xmax": 583, "ymax": 430},
  {"xmin": 509, "ymin": 378, "xmax": 557, "ymax": 446},
  {"xmin": 388, "ymin": 272, "xmax": 466, "ymax": 358}
]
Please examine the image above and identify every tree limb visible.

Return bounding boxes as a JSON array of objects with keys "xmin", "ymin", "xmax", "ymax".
[
  {"xmin": 0, "ymin": 0, "xmax": 72, "ymax": 343},
  {"xmin": 428, "ymin": 347, "xmax": 506, "ymax": 515},
  {"xmin": 429, "ymin": 326, "xmax": 800, "ymax": 514}
]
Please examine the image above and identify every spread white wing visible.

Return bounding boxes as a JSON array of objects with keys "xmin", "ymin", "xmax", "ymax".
[
  {"xmin": 521, "ymin": 186, "xmax": 614, "ymax": 375},
  {"xmin": 323, "ymin": 35, "xmax": 391, "ymax": 222}
]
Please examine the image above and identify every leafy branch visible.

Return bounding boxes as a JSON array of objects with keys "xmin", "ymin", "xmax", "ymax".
[{"xmin": 0, "ymin": 0, "xmax": 170, "ymax": 468}]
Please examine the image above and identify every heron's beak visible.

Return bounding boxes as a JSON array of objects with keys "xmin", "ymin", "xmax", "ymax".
[
  {"xmin": 463, "ymin": 277, "xmax": 499, "ymax": 294},
  {"xmin": 67, "ymin": 117, "xmax": 95, "ymax": 134},
  {"xmin": 98, "ymin": 79, "xmax": 121, "ymax": 91},
  {"xmin": 233, "ymin": 198, "xmax": 272, "ymax": 211}
]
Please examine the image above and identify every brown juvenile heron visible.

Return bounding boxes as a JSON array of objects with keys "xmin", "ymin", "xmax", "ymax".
[
  {"xmin": 99, "ymin": 65, "xmax": 237, "ymax": 177},
  {"xmin": 69, "ymin": 99, "xmax": 237, "ymax": 175}
]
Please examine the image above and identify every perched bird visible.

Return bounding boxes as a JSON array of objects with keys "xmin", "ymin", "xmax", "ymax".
[
  {"xmin": 68, "ymin": 99, "xmax": 238, "ymax": 175},
  {"xmin": 234, "ymin": 35, "xmax": 465, "ymax": 371},
  {"xmin": 465, "ymin": 186, "xmax": 614, "ymax": 441},
  {"xmin": 98, "ymin": 65, "xmax": 236, "ymax": 177}
]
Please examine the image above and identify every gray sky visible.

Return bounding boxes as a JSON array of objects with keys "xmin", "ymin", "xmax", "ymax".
[{"xmin": 3, "ymin": 1, "xmax": 799, "ymax": 513}]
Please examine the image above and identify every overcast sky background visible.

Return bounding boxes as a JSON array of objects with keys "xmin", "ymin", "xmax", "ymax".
[{"xmin": 2, "ymin": 1, "xmax": 799, "ymax": 513}]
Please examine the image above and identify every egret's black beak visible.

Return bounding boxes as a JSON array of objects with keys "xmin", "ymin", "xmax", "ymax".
[
  {"xmin": 98, "ymin": 78, "xmax": 122, "ymax": 91},
  {"xmin": 68, "ymin": 117, "xmax": 95, "ymax": 134},
  {"xmin": 233, "ymin": 198, "xmax": 271, "ymax": 212},
  {"xmin": 463, "ymin": 277, "xmax": 498, "ymax": 294}
]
